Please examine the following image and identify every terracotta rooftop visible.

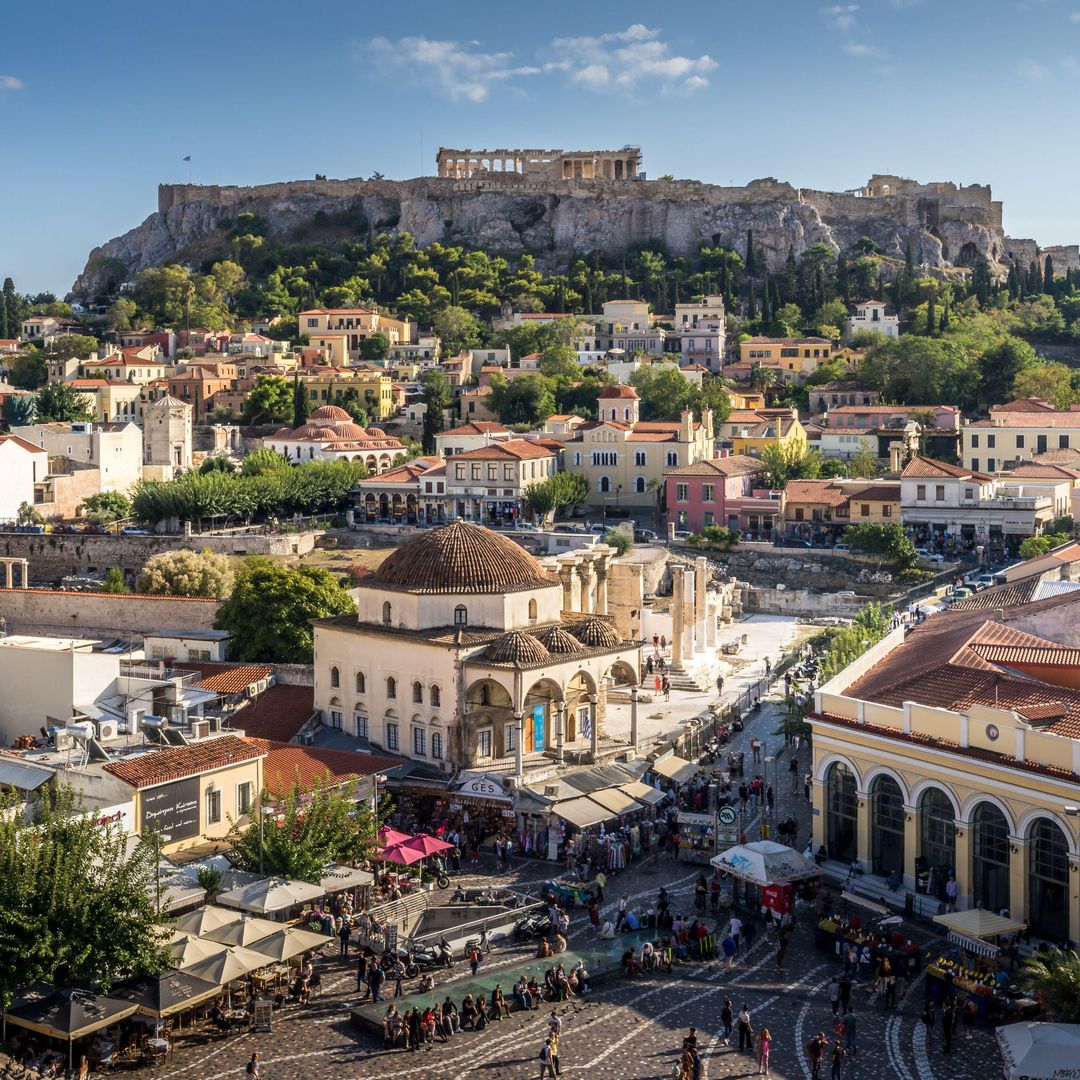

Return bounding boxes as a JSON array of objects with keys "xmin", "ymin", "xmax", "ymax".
[
  {"xmin": 784, "ymin": 480, "xmax": 849, "ymax": 507},
  {"xmin": 665, "ymin": 455, "xmax": 765, "ymax": 478},
  {"xmin": 440, "ymin": 422, "xmax": 509, "ymax": 436},
  {"xmin": 365, "ymin": 520, "xmax": 557, "ymax": 595},
  {"xmin": 993, "ymin": 397, "xmax": 1058, "ymax": 412},
  {"xmin": 968, "ymin": 412, "xmax": 1080, "ymax": 428},
  {"xmin": 744, "ymin": 336, "xmax": 833, "ymax": 346},
  {"xmin": 173, "ymin": 662, "xmax": 272, "ymax": 696},
  {"xmin": 848, "ymin": 484, "xmax": 900, "ymax": 502},
  {"xmin": 103, "ymin": 735, "xmax": 264, "ymax": 790},
  {"xmin": 485, "ymin": 630, "xmax": 551, "ymax": 665},
  {"xmin": 453, "ymin": 439, "xmax": 555, "ymax": 461},
  {"xmin": 249, "ymin": 739, "xmax": 401, "ymax": 797},
  {"xmin": 901, "ymin": 456, "xmax": 992, "ymax": 481},
  {"xmin": 229, "ymin": 684, "xmax": 316, "ymax": 742},
  {"xmin": 597, "ymin": 385, "xmax": 639, "ymax": 399}
]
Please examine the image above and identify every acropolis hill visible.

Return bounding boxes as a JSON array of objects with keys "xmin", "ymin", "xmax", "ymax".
[{"xmin": 72, "ymin": 145, "xmax": 1071, "ymax": 296}]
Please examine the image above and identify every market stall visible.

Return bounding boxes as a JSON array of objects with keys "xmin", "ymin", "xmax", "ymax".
[
  {"xmin": 651, "ymin": 754, "xmax": 698, "ymax": 786},
  {"xmin": 711, "ymin": 840, "xmax": 819, "ymax": 915},
  {"xmin": 677, "ymin": 811, "xmax": 716, "ymax": 865},
  {"xmin": 815, "ymin": 905, "xmax": 922, "ymax": 975},
  {"xmin": 996, "ymin": 1022, "xmax": 1080, "ymax": 1080}
]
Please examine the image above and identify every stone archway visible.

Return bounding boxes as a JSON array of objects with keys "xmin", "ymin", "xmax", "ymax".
[{"xmin": 523, "ymin": 676, "xmax": 565, "ymax": 754}]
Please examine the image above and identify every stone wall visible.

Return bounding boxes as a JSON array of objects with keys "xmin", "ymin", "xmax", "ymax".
[
  {"xmin": 0, "ymin": 588, "xmax": 220, "ymax": 637},
  {"xmin": 745, "ymin": 587, "xmax": 869, "ymax": 618},
  {"xmin": 1, "ymin": 530, "xmax": 318, "ymax": 585}
]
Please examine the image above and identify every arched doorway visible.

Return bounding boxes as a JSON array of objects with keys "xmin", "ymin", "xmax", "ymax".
[
  {"xmin": 971, "ymin": 803, "xmax": 1010, "ymax": 913},
  {"xmin": 825, "ymin": 762, "xmax": 857, "ymax": 863},
  {"xmin": 523, "ymin": 677, "xmax": 564, "ymax": 755},
  {"xmin": 918, "ymin": 788, "xmax": 956, "ymax": 899},
  {"xmin": 870, "ymin": 775, "xmax": 905, "ymax": 877},
  {"xmin": 1029, "ymin": 818, "xmax": 1070, "ymax": 941}
]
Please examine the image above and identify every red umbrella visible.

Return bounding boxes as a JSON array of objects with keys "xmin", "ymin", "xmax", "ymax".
[
  {"xmin": 378, "ymin": 826, "xmax": 412, "ymax": 847},
  {"xmin": 377, "ymin": 844, "xmax": 425, "ymax": 866},
  {"xmin": 397, "ymin": 833, "xmax": 454, "ymax": 858}
]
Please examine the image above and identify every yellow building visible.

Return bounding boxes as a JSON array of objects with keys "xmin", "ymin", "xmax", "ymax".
[
  {"xmin": 808, "ymin": 589, "xmax": 1080, "ymax": 943},
  {"xmin": 961, "ymin": 399, "xmax": 1080, "ymax": 473},
  {"xmin": 300, "ymin": 369, "xmax": 396, "ymax": 420},
  {"xmin": 722, "ymin": 407, "xmax": 807, "ymax": 458},
  {"xmin": 298, "ymin": 308, "xmax": 411, "ymax": 360},
  {"xmin": 68, "ymin": 378, "xmax": 144, "ymax": 423},
  {"xmin": 842, "ymin": 481, "xmax": 901, "ymax": 523},
  {"xmin": 738, "ymin": 336, "xmax": 837, "ymax": 366}
]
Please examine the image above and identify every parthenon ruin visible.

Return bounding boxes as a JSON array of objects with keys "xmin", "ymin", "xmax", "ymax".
[{"xmin": 436, "ymin": 146, "xmax": 642, "ymax": 181}]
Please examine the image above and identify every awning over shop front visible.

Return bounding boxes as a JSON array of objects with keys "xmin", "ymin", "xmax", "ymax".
[
  {"xmin": 621, "ymin": 781, "xmax": 668, "ymax": 806},
  {"xmin": 588, "ymin": 787, "xmax": 641, "ymax": 817},
  {"xmin": 932, "ymin": 909, "xmax": 1025, "ymax": 956},
  {"xmin": 651, "ymin": 754, "xmax": 697, "ymax": 785},
  {"xmin": 550, "ymin": 796, "xmax": 614, "ymax": 830}
]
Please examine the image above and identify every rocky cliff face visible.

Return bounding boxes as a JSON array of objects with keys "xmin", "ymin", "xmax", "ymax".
[{"xmin": 72, "ymin": 175, "xmax": 1009, "ymax": 297}]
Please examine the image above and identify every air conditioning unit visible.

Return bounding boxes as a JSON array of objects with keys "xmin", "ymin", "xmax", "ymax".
[
  {"xmin": 544, "ymin": 784, "xmax": 560, "ymax": 798},
  {"xmin": 95, "ymin": 720, "xmax": 118, "ymax": 742},
  {"xmin": 301, "ymin": 730, "xmax": 316, "ymax": 746},
  {"xmin": 190, "ymin": 720, "xmax": 210, "ymax": 741},
  {"xmin": 50, "ymin": 727, "xmax": 76, "ymax": 752},
  {"xmin": 502, "ymin": 776, "xmax": 519, "ymax": 791}
]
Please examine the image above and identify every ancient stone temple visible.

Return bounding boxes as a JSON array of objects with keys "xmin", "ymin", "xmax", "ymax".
[{"xmin": 435, "ymin": 146, "xmax": 642, "ymax": 181}]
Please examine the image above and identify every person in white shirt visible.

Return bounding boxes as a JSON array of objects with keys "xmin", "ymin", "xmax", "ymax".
[{"xmin": 729, "ymin": 916, "xmax": 743, "ymax": 949}]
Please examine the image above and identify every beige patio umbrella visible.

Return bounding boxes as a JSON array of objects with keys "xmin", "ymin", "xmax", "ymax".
[
  {"xmin": 216, "ymin": 877, "xmax": 324, "ymax": 915},
  {"xmin": 182, "ymin": 945, "xmax": 272, "ymax": 1006},
  {"xmin": 174, "ymin": 905, "xmax": 242, "ymax": 937},
  {"xmin": 251, "ymin": 926, "xmax": 333, "ymax": 963},
  {"xmin": 168, "ymin": 930, "xmax": 228, "ymax": 969},
  {"xmin": 202, "ymin": 915, "xmax": 280, "ymax": 948}
]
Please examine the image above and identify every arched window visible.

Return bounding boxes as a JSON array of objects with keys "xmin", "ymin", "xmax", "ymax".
[
  {"xmin": 666, "ymin": 450, "xmax": 678, "ymax": 467},
  {"xmin": 386, "ymin": 676, "xmax": 396, "ymax": 699},
  {"xmin": 635, "ymin": 475, "xmax": 646, "ymax": 493},
  {"xmin": 870, "ymin": 775, "xmax": 904, "ymax": 878},
  {"xmin": 355, "ymin": 671, "xmax": 365, "ymax": 694},
  {"xmin": 382, "ymin": 601, "xmax": 392, "ymax": 625},
  {"xmin": 972, "ymin": 802, "xmax": 1010, "ymax": 913},
  {"xmin": 432, "ymin": 732, "xmax": 443, "ymax": 760},
  {"xmin": 624, "ymin": 407, "xmax": 630, "ymax": 422},
  {"xmin": 430, "ymin": 685, "xmax": 441, "ymax": 708},
  {"xmin": 329, "ymin": 666, "xmax": 340, "ymax": 689},
  {"xmin": 918, "ymin": 788, "xmax": 956, "ymax": 896},
  {"xmin": 1029, "ymin": 818, "xmax": 1070, "ymax": 940},
  {"xmin": 528, "ymin": 599, "xmax": 538, "ymax": 623},
  {"xmin": 825, "ymin": 762, "xmax": 857, "ymax": 863},
  {"xmin": 599, "ymin": 476, "xmax": 611, "ymax": 494},
  {"xmin": 412, "ymin": 681, "xmax": 423, "ymax": 704},
  {"xmin": 480, "ymin": 684, "xmax": 490, "ymax": 707},
  {"xmin": 634, "ymin": 450, "xmax": 646, "ymax": 467},
  {"xmin": 454, "ymin": 605, "xmax": 468, "ymax": 626}
]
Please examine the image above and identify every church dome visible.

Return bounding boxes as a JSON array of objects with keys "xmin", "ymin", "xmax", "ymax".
[
  {"xmin": 484, "ymin": 630, "xmax": 551, "ymax": 665},
  {"xmin": 598, "ymin": 384, "xmax": 639, "ymax": 400},
  {"xmin": 369, "ymin": 520, "xmax": 557, "ymax": 594},
  {"xmin": 570, "ymin": 617, "xmax": 622, "ymax": 649},
  {"xmin": 309, "ymin": 405, "xmax": 351, "ymax": 422},
  {"xmin": 532, "ymin": 625, "xmax": 583, "ymax": 655}
]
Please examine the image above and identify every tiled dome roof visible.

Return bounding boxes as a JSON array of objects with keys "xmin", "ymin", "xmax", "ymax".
[
  {"xmin": 366, "ymin": 426, "xmax": 387, "ymax": 437},
  {"xmin": 336, "ymin": 422, "xmax": 372, "ymax": 439},
  {"xmin": 484, "ymin": 630, "xmax": 551, "ymax": 665},
  {"xmin": 598, "ymin": 384, "xmax": 639, "ymax": 399},
  {"xmin": 299, "ymin": 425, "xmax": 339, "ymax": 439},
  {"xmin": 570, "ymin": 617, "xmax": 623, "ymax": 649},
  {"xmin": 310, "ymin": 405, "xmax": 351, "ymax": 421},
  {"xmin": 533, "ymin": 625, "xmax": 583, "ymax": 655},
  {"xmin": 370, "ymin": 520, "xmax": 557, "ymax": 594}
]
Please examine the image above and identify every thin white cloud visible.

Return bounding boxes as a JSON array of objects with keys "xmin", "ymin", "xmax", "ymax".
[
  {"xmin": 823, "ymin": 4, "xmax": 860, "ymax": 30},
  {"xmin": 1061, "ymin": 55, "xmax": 1080, "ymax": 73},
  {"xmin": 0, "ymin": 75, "xmax": 23, "ymax": 92},
  {"xmin": 366, "ymin": 25, "xmax": 715, "ymax": 99},
  {"xmin": 1071, "ymin": 11, "xmax": 1080, "ymax": 20},
  {"xmin": 845, "ymin": 41, "xmax": 885, "ymax": 57},
  {"xmin": 1017, "ymin": 58, "xmax": 1051, "ymax": 79}
]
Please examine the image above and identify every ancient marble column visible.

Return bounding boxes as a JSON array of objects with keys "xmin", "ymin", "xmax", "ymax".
[
  {"xmin": 671, "ymin": 569, "xmax": 685, "ymax": 664},
  {"xmin": 595, "ymin": 559, "xmax": 609, "ymax": 615},
  {"xmin": 558, "ymin": 560, "xmax": 578, "ymax": 611},
  {"xmin": 577, "ymin": 562, "xmax": 596, "ymax": 614},
  {"xmin": 694, "ymin": 557, "xmax": 707, "ymax": 654},
  {"xmin": 705, "ymin": 593, "xmax": 719, "ymax": 649},
  {"xmin": 555, "ymin": 703, "xmax": 566, "ymax": 765}
]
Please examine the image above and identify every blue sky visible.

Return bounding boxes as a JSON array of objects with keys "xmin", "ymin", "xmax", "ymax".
[{"xmin": 4, "ymin": 0, "xmax": 1080, "ymax": 294}]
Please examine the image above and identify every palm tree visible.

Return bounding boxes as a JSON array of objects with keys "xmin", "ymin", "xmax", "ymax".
[
  {"xmin": 750, "ymin": 365, "xmax": 778, "ymax": 399},
  {"xmin": 1022, "ymin": 950, "xmax": 1080, "ymax": 1022}
]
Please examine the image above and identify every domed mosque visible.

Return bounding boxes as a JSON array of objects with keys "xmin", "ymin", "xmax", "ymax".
[
  {"xmin": 311, "ymin": 520, "xmax": 642, "ymax": 780},
  {"xmin": 263, "ymin": 404, "xmax": 407, "ymax": 472}
]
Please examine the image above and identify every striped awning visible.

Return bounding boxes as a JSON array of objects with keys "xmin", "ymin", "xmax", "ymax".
[{"xmin": 947, "ymin": 930, "xmax": 999, "ymax": 957}]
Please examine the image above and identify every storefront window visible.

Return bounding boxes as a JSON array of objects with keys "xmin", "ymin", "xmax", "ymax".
[
  {"xmin": 918, "ymin": 787, "xmax": 956, "ymax": 895},
  {"xmin": 826, "ymin": 762, "xmax": 857, "ymax": 863}
]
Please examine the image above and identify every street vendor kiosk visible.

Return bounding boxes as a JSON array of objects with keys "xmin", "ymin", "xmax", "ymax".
[
  {"xmin": 815, "ymin": 892, "xmax": 922, "ymax": 974},
  {"xmin": 677, "ymin": 811, "xmax": 716, "ymax": 865},
  {"xmin": 710, "ymin": 840, "xmax": 819, "ymax": 915}
]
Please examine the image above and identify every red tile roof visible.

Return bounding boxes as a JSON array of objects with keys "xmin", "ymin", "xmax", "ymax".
[
  {"xmin": 665, "ymin": 455, "xmax": 764, "ymax": 478},
  {"xmin": 440, "ymin": 422, "xmax": 510, "ymax": 436},
  {"xmin": 901, "ymin": 455, "xmax": 992, "ymax": 481},
  {"xmin": 249, "ymin": 738, "xmax": 402, "ymax": 797},
  {"xmin": 784, "ymin": 480, "xmax": 849, "ymax": 507},
  {"xmin": 229, "ymin": 684, "xmax": 316, "ymax": 742},
  {"xmin": 454, "ymin": 439, "xmax": 555, "ymax": 461},
  {"xmin": 103, "ymin": 735, "xmax": 264, "ymax": 789},
  {"xmin": 598, "ymin": 385, "xmax": 639, "ymax": 399},
  {"xmin": 173, "ymin": 662, "xmax": 272, "ymax": 695}
]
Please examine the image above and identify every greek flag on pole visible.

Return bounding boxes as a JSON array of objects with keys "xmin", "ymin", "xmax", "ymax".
[
  {"xmin": 580, "ymin": 706, "xmax": 592, "ymax": 740},
  {"xmin": 182, "ymin": 155, "xmax": 191, "ymax": 162}
]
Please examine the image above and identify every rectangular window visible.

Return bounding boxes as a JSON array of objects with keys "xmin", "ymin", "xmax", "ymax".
[
  {"xmin": 487, "ymin": 464, "xmax": 497, "ymax": 481},
  {"xmin": 703, "ymin": 511, "xmax": 715, "ymax": 526},
  {"xmin": 471, "ymin": 464, "xmax": 481, "ymax": 480},
  {"xmin": 477, "ymin": 729, "xmax": 492, "ymax": 758},
  {"xmin": 987, "ymin": 434, "xmax": 996, "ymax": 448},
  {"xmin": 794, "ymin": 508, "xmax": 804, "ymax": 521},
  {"xmin": 503, "ymin": 463, "xmax": 514, "ymax": 481},
  {"xmin": 386, "ymin": 723, "xmax": 399, "ymax": 751},
  {"xmin": 206, "ymin": 789, "xmax": 221, "ymax": 825},
  {"xmin": 431, "ymin": 732, "xmax": 443, "ymax": 759},
  {"xmin": 965, "ymin": 487, "xmax": 974, "ymax": 500},
  {"xmin": 1061, "ymin": 435, "xmax": 1071, "ymax": 449},
  {"xmin": 1016, "ymin": 435, "xmax": 1025, "ymax": 449},
  {"xmin": 236, "ymin": 782, "xmax": 252, "ymax": 817},
  {"xmin": 413, "ymin": 728, "xmax": 426, "ymax": 756},
  {"xmin": 329, "ymin": 709, "xmax": 343, "ymax": 729},
  {"xmin": 971, "ymin": 457, "xmax": 980, "ymax": 473},
  {"xmin": 883, "ymin": 505, "xmax": 892, "ymax": 517},
  {"xmin": 702, "ymin": 484, "xmax": 715, "ymax": 503},
  {"xmin": 354, "ymin": 712, "xmax": 368, "ymax": 738},
  {"xmin": 455, "ymin": 463, "xmax": 465, "ymax": 480},
  {"xmin": 504, "ymin": 723, "xmax": 516, "ymax": 753},
  {"xmin": 917, "ymin": 485, "xmax": 926, "ymax": 500},
  {"xmin": 970, "ymin": 434, "xmax": 979, "ymax": 448},
  {"xmin": 988, "ymin": 457, "xmax": 996, "ymax": 472},
  {"xmin": 935, "ymin": 485, "xmax": 945, "ymax": 500},
  {"xmin": 861, "ymin": 503, "xmax": 869, "ymax": 517},
  {"xmin": 676, "ymin": 484, "xmax": 689, "ymax": 502}
]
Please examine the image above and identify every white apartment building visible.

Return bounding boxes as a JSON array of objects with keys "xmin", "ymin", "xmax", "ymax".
[
  {"xmin": 845, "ymin": 300, "xmax": 900, "ymax": 340},
  {"xmin": 12, "ymin": 421, "xmax": 144, "ymax": 495}
]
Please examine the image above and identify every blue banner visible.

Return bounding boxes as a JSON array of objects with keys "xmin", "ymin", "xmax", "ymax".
[{"xmin": 532, "ymin": 704, "xmax": 545, "ymax": 752}]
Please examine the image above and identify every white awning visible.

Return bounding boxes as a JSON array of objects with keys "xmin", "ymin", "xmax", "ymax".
[
  {"xmin": 620, "ymin": 781, "xmax": 668, "ymax": 806},
  {"xmin": 551, "ymin": 796, "xmax": 614, "ymax": 830},
  {"xmin": 933, "ymin": 909, "xmax": 1025, "ymax": 941},
  {"xmin": 651, "ymin": 754, "xmax": 697, "ymax": 784},
  {"xmin": 588, "ymin": 787, "xmax": 641, "ymax": 817}
]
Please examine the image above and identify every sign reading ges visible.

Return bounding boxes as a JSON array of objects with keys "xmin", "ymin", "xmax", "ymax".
[{"xmin": 141, "ymin": 776, "xmax": 200, "ymax": 841}]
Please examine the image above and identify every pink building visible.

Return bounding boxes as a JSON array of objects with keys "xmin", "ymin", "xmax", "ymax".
[{"xmin": 664, "ymin": 455, "xmax": 779, "ymax": 535}]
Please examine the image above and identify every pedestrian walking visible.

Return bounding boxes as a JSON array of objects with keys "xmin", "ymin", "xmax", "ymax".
[
  {"xmin": 921, "ymin": 1000, "xmax": 936, "ymax": 1048},
  {"xmin": 737, "ymin": 1003, "xmax": 754, "ymax": 1051},
  {"xmin": 616, "ymin": 895, "xmax": 629, "ymax": 930},
  {"xmin": 807, "ymin": 1032, "xmax": 825, "ymax": 1080},
  {"xmin": 369, "ymin": 961, "xmax": 384, "ymax": 1003},
  {"xmin": 789, "ymin": 755, "xmax": 800, "ymax": 793},
  {"xmin": 839, "ymin": 974, "xmax": 852, "ymax": 1013},
  {"xmin": 941, "ymin": 1002, "xmax": 955, "ymax": 1053},
  {"xmin": 883, "ymin": 973, "xmax": 897, "ymax": 1010},
  {"xmin": 539, "ymin": 1036, "xmax": 556, "ymax": 1079},
  {"xmin": 962, "ymin": 998, "xmax": 977, "ymax": 1038},
  {"xmin": 776, "ymin": 931, "xmax": 788, "ymax": 971},
  {"xmin": 945, "ymin": 874, "xmax": 959, "ymax": 912},
  {"xmin": 756, "ymin": 1028, "xmax": 772, "ymax": 1075},
  {"xmin": 356, "ymin": 954, "xmax": 369, "ymax": 996},
  {"xmin": 469, "ymin": 946, "xmax": 481, "ymax": 977},
  {"xmin": 830, "ymin": 1040, "xmax": 845, "ymax": 1080},
  {"xmin": 840, "ymin": 1009, "xmax": 857, "ymax": 1055},
  {"xmin": 246, "ymin": 1052, "xmax": 261, "ymax": 1079},
  {"xmin": 392, "ymin": 958, "xmax": 405, "ymax": 997},
  {"xmin": 663, "ymin": 675, "xmax": 671, "ymax": 701},
  {"xmin": 729, "ymin": 915, "xmax": 743, "ymax": 951},
  {"xmin": 804, "ymin": 773, "xmax": 812, "ymax": 801},
  {"xmin": 722, "ymin": 933, "xmax": 737, "ymax": 969},
  {"xmin": 766, "ymin": 786, "xmax": 774, "ymax": 813},
  {"xmin": 338, "ymin": 919, "xmax": 351, "ymax": 957},
  {"xmin": 720, "ymin": 999, "xmax": 734, "ymax": 1045},
  {"xmin": 751, "ymin": 737, "xmax": 761, "ymax": 764},
  {"xmin": 828, "ymin": 974, "xmax": 841, "ymax": 1015},
  {"xmin": 716, "ymin": 675, "xmax": 725, "ymax": 696},
  {"xmin": 655, "ymin": 674, "xmax": 661, "ymax": 693},
  {"xmin": 743, "ymin": 918, "xmax": 757, "ymax": 953}
]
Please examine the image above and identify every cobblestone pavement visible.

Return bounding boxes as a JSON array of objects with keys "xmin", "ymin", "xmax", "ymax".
[{"xmin": 154, "ymin": 700, "xmax": 1003, "ymax": 1079}]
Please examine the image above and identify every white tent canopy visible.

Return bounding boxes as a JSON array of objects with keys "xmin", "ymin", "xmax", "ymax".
[
  {"xmin": 203, "ymin": 915, "xmax": 281, "ymax": 948},
  {"xmin": 174, "ymin": 906, "xmax": 242, "ymax": 938},
  {"xmin": 997, "ymin": 1022, "xmax": 1080, "ymax": 1080},
  {"xmin": 217, "ymin": 877, "xmax": 324, "ymax": 914},
  {"xmin": 320, "ymin": 865, "xmax": 374, "ymax": 893},
  {"xmin": 251, "ymin": 927, "xmax": 332, "ymax": 963},
  {"xmin": 651, "ymin": 754, "xmax": 697, "ymax": 785},
  {"xmin": 710, "ymin": 840, "xmax": 819, "ymax": 886}
]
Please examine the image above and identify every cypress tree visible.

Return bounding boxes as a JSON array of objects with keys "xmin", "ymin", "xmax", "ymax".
[
  {"xmin": 761, "ymin": 276, "xmax": 772, "ymax": 323},
  {"xmin": 1, "ymin": 278, "xmax": 17, "ymax": 340},
  {"xmin": 746, "ymin": 277, "xmax": 757, "ymax": 320},
  {"xmin": 904, "ymin": 240, "xmax": 915, "ymax": 276},
  {"xmin": 940, "ymin": 297, "xmax": 950, "ymax": 332},
  {"xmin": 1007, "ymin": 262, "xmax": 1020, "ymax": 300},
  {"xmin": 745, "ymin": 229, "xmax": 757, "ymax": 276},
  {"xmin": 926, "ymin": 290, "xmax": 936, "ymax": 336},
  {"xmin": 1044, "ymin": 254, "xmax": 1055, "ymax": 295},
  {"xmin": 292, "ymin": 374, "xmax": 309, "ymax": 427},
  {"xmin": 892, "ymin": 274, "xmax": 903, "ymax": 311}
]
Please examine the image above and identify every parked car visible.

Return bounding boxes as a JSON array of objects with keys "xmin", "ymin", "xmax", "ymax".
[
  {"xmin": 832, "ymin": 541, "xmax": 850, "ymax": 552},
  {"xmin": 634, "ymin": 529, "xmax": 659, "ymax": 544},
  {"xmin": 553, "ymin": 524, "xmax": 585, "ymax": 534},
  {"xmin": 915, "ymin": 547, "xmax": 945, "ymax": 563},
  {"xmin": 120, "ymin": 526, "xmax": 152, "ymax": 536},
  {"xmin": 673, "ymin": 530, "xmax": 691, "ymax": 542},
  {"xmin": 776, "ymin": 538, "xmax": 813, "ymax": 549},
  {"xmin": 81, "ymin": 524, "xmax": 107, "ymax": 535},
  {"xmin": 588, "ymin": 523, "xmax": 607, "ymax": 535}
]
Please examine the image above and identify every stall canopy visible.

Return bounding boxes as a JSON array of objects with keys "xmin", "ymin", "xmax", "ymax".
[
  {"xmin": 174, "ymin": 905, "xmax": 242, "ymax": 938},
  {"xmin": 396, "ymin": 833, "xmax": 455, "ymax": 858},
  {"xmin": 587, "ymin": 787, "xmax": 641, "ymax": 817},
  {"xmin": 996, "ymin": 1022, "xmax": 1080, "ymax": 1080},
  {"xmin": 114, "ymin": 970, "xmax": 221, "ymax": 1019},
  {"xmin": 378, "ymin": 826, "xmax": 412, "ymax": 849},
  {"xmin": 933, "ymin": 910, "xmax": 1026, "ymax": 957},
  {"xmin": 651, "ymin": 754, "xmax": 697, "ymax": 785},
  {"xmin": 158, "ymin": 879, "xmax": 207, "ymax": 913},
  {"xmin": 251, "ymin": 926, "xmax": 333, "ymax": 963},
  {"xmin": 550, "ymin": 795, "xmax": 613, "ymax": 830},
  {"xmin": 203, "ymin": 915, "xmax": 281, "ymax": 948},
  {"xmin": 217, "ymin": 877, "xmax": 323, "ymax": 915},
  {"xmin": 377, "ymin": 844, "xmax": 426, "ymax": 866},
  {"xmin": 320, "ymin": 865, "xmax": 374, "ymax": 893},
  {"xmin": 710, "ymin": 840, "xmax": 819, "ymax": 885},
  {"xmin": 620, "ymin": 780, "xmax": 668, "ymax": 807}
]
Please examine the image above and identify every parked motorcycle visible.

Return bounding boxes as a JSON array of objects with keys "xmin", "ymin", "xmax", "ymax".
[{"xmin": 513, "ymin": 911, "xmax": 551, "ymax": 941}]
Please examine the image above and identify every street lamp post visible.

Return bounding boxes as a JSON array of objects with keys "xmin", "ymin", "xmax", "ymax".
[{"xmin": 155, "ymin": 832, "xmax": 172, "ymax": 916}]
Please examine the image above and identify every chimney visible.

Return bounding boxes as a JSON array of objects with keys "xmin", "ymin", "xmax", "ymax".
[
  {"xmin": 680, "ymin": 409, "xmax": 693, "ymax": 442},
  {"xmin": 889, "ymin": 444, "xmax": 904, "ymax": 472}
]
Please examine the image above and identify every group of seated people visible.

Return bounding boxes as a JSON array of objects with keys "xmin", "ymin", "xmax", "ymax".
[
  {"xmin": 535, "ymin": 931, "xmax": 568, "ymax": 957},
  {"xmin": 622, "ymin": 937, "xmax": 676, "ymax": 976}
]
